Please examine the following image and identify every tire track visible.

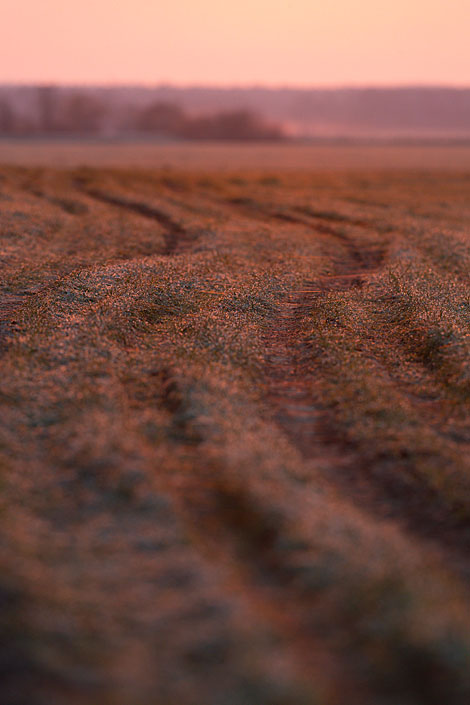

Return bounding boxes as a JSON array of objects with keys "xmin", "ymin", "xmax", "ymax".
[
  {"xmin": 74, "ymin": 181, "xmax": 194, "ymax": 255},
  {"xmin": 263, "ymin": 225, "xmax": 470, "ymax": 585},
  {"xmin": 295, "ymin": 205, "xmax": 377, "ymax": 231},
  {"xmin": 0, "ymin": 181, "xmax": 198, "ymax": 352},
  {"xmin": 174, "ymin": 477, "xmax": 364, "ymax": 703},
  {"xmin": 224, "ymin": 194, "xmax": 379, "ymax": 239},
  {"xmin": 151, "ymin": 392, "xmax": 360, "ymax": 701},
  {"xmin": 156, "ymin": 351, "xmax": 469, "ymax": 704},
  {"xmin": 21, "ymin": 183, "xmax": 90, "ymax": 215},
  {"xmin": 263, "ymin": 224, "xmax": 384, "ymax": 467},
  {"xmin": 0, "ymin": 178, "xmax": 197, "ymax": 354}
]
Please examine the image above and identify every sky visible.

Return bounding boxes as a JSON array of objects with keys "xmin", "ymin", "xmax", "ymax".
[{"xmin": 1, "ymin": 0, "xmax": 469, "ymax": 86}]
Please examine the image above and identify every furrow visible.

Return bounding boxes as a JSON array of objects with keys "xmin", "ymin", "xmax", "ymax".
[
  {"xmin": 263, "ymin": 233, "xmax": 470, "ymax": 586},
  {"xmin": 75, "ymin": 182, "xmax": 194, "ymax": 255}
]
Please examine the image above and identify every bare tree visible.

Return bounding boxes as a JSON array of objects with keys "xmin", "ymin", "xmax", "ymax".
[
  {"xmin": 57, "ymin": 92, "xmax": 106, "ymax": 134},
  {"xmin": 179, "ymin": 110, "xmax": 284, "ymax": 141},
  {"xmin": 0, "ymin": 100, "xmax": 16, "ymax": 134},
  {"xmin": 132, "ymin": 102, "xmax": 186, "ymax": 134}
]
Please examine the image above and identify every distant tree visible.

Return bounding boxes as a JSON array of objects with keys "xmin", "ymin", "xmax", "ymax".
[
  {"xmin": 36, "ymin": 85, "xmax": 61, "ymax": 133},
  {"xmin": 0, "ymin": 99, "xmax": 16, "ymax": 134},
  {"xmin": 179, "ymin": 110, "xmax": 284, "ymax": 141},
  {"xmin": 0, "ymin": 99, "xmax": 35, "ymax": 135},
  {"xmin": 57, "ymin": 92, "xmax": 106, "ymax": 134},
  {"xmin": 133, "ymin": 101, "xmax": 186, "ymax": 135}
]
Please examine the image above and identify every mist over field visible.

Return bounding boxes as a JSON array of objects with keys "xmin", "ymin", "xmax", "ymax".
[{"xmin": 1, "ymin": 84, "xmax": 470, "ymax": 140}]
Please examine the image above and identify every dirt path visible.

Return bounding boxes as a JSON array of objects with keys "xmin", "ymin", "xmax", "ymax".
[{"xmin": 263, "ymin": 224, "xmax": 470, "ymax": 586}]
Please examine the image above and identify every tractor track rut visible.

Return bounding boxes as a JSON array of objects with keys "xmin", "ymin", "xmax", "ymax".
[{"xmin": 263, "ymin": 225, "xmax": 470, "ymax": 587}]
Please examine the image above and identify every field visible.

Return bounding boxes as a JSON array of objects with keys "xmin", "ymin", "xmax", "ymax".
[
  {"xmin": 1, "ymin": 157, "xmax": 470, "ymax": 704},
  {"xmin": 2, "ymin": 140, "xmax": 470, "ymax": 170}
]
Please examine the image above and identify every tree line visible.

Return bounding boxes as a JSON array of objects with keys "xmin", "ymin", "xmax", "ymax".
[{"xmin": 0, "ymin": 86, "xmax": 284, "ymax": 140}]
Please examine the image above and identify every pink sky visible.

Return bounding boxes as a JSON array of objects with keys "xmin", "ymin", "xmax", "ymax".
[{"xmin": 1, "ymin": 0, "xmax": 468, "ymax": 86}]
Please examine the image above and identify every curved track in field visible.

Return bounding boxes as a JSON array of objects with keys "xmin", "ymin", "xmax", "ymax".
[
  {"xmin": 3, "ymin": 169, "xmax": 470, "ymax": 705},
  {"xmin": 259, "ymin": 211, "xmax": 470, "ymax": 587},
  {"xmin": 74, "ymin": 180, "xmax": 196, "ymax": 255},
  {"xmin": 0, "ymin": 178, "xmax": 197, "ymax": 350}
]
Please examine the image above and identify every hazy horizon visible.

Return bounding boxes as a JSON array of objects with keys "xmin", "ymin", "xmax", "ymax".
[{"xmin": 2, "ymin": 81, "xmax": 470, "ymax": 90}]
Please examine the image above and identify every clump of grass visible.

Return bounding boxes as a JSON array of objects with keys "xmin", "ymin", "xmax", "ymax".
[
  {"xmin": 412, "ymin": 324, "xmax": 457, "ymax": 369},
  {"xmin": 138, "ymin": 286, "xmax": 198, "ymax": 324},
  {"xmin": 222, "ymin": 293, "xmax": 276, "ymax": 319}
]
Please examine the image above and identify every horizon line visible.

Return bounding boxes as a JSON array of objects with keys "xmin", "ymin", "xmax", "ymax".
[{"xmin": 1, "ymin": 81, "xmax": 470, "ymax": 91}]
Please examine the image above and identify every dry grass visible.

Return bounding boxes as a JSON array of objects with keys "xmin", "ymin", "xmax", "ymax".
[
  {"xmin": 2, "ymin": 140, "xmax": 470, "ymax": 170},
  {"xmin": 1, "ymin": 165, "xmax": 470, "ymax": 704}
]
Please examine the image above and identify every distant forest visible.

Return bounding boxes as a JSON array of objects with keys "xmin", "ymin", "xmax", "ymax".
[
  {"xmin": 0, "ymin": 85, "xmax": 469, "ymax": 139},
  {"xmin": 0, "ymin": 86, "xmax": 284, "ymax": 140}
]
